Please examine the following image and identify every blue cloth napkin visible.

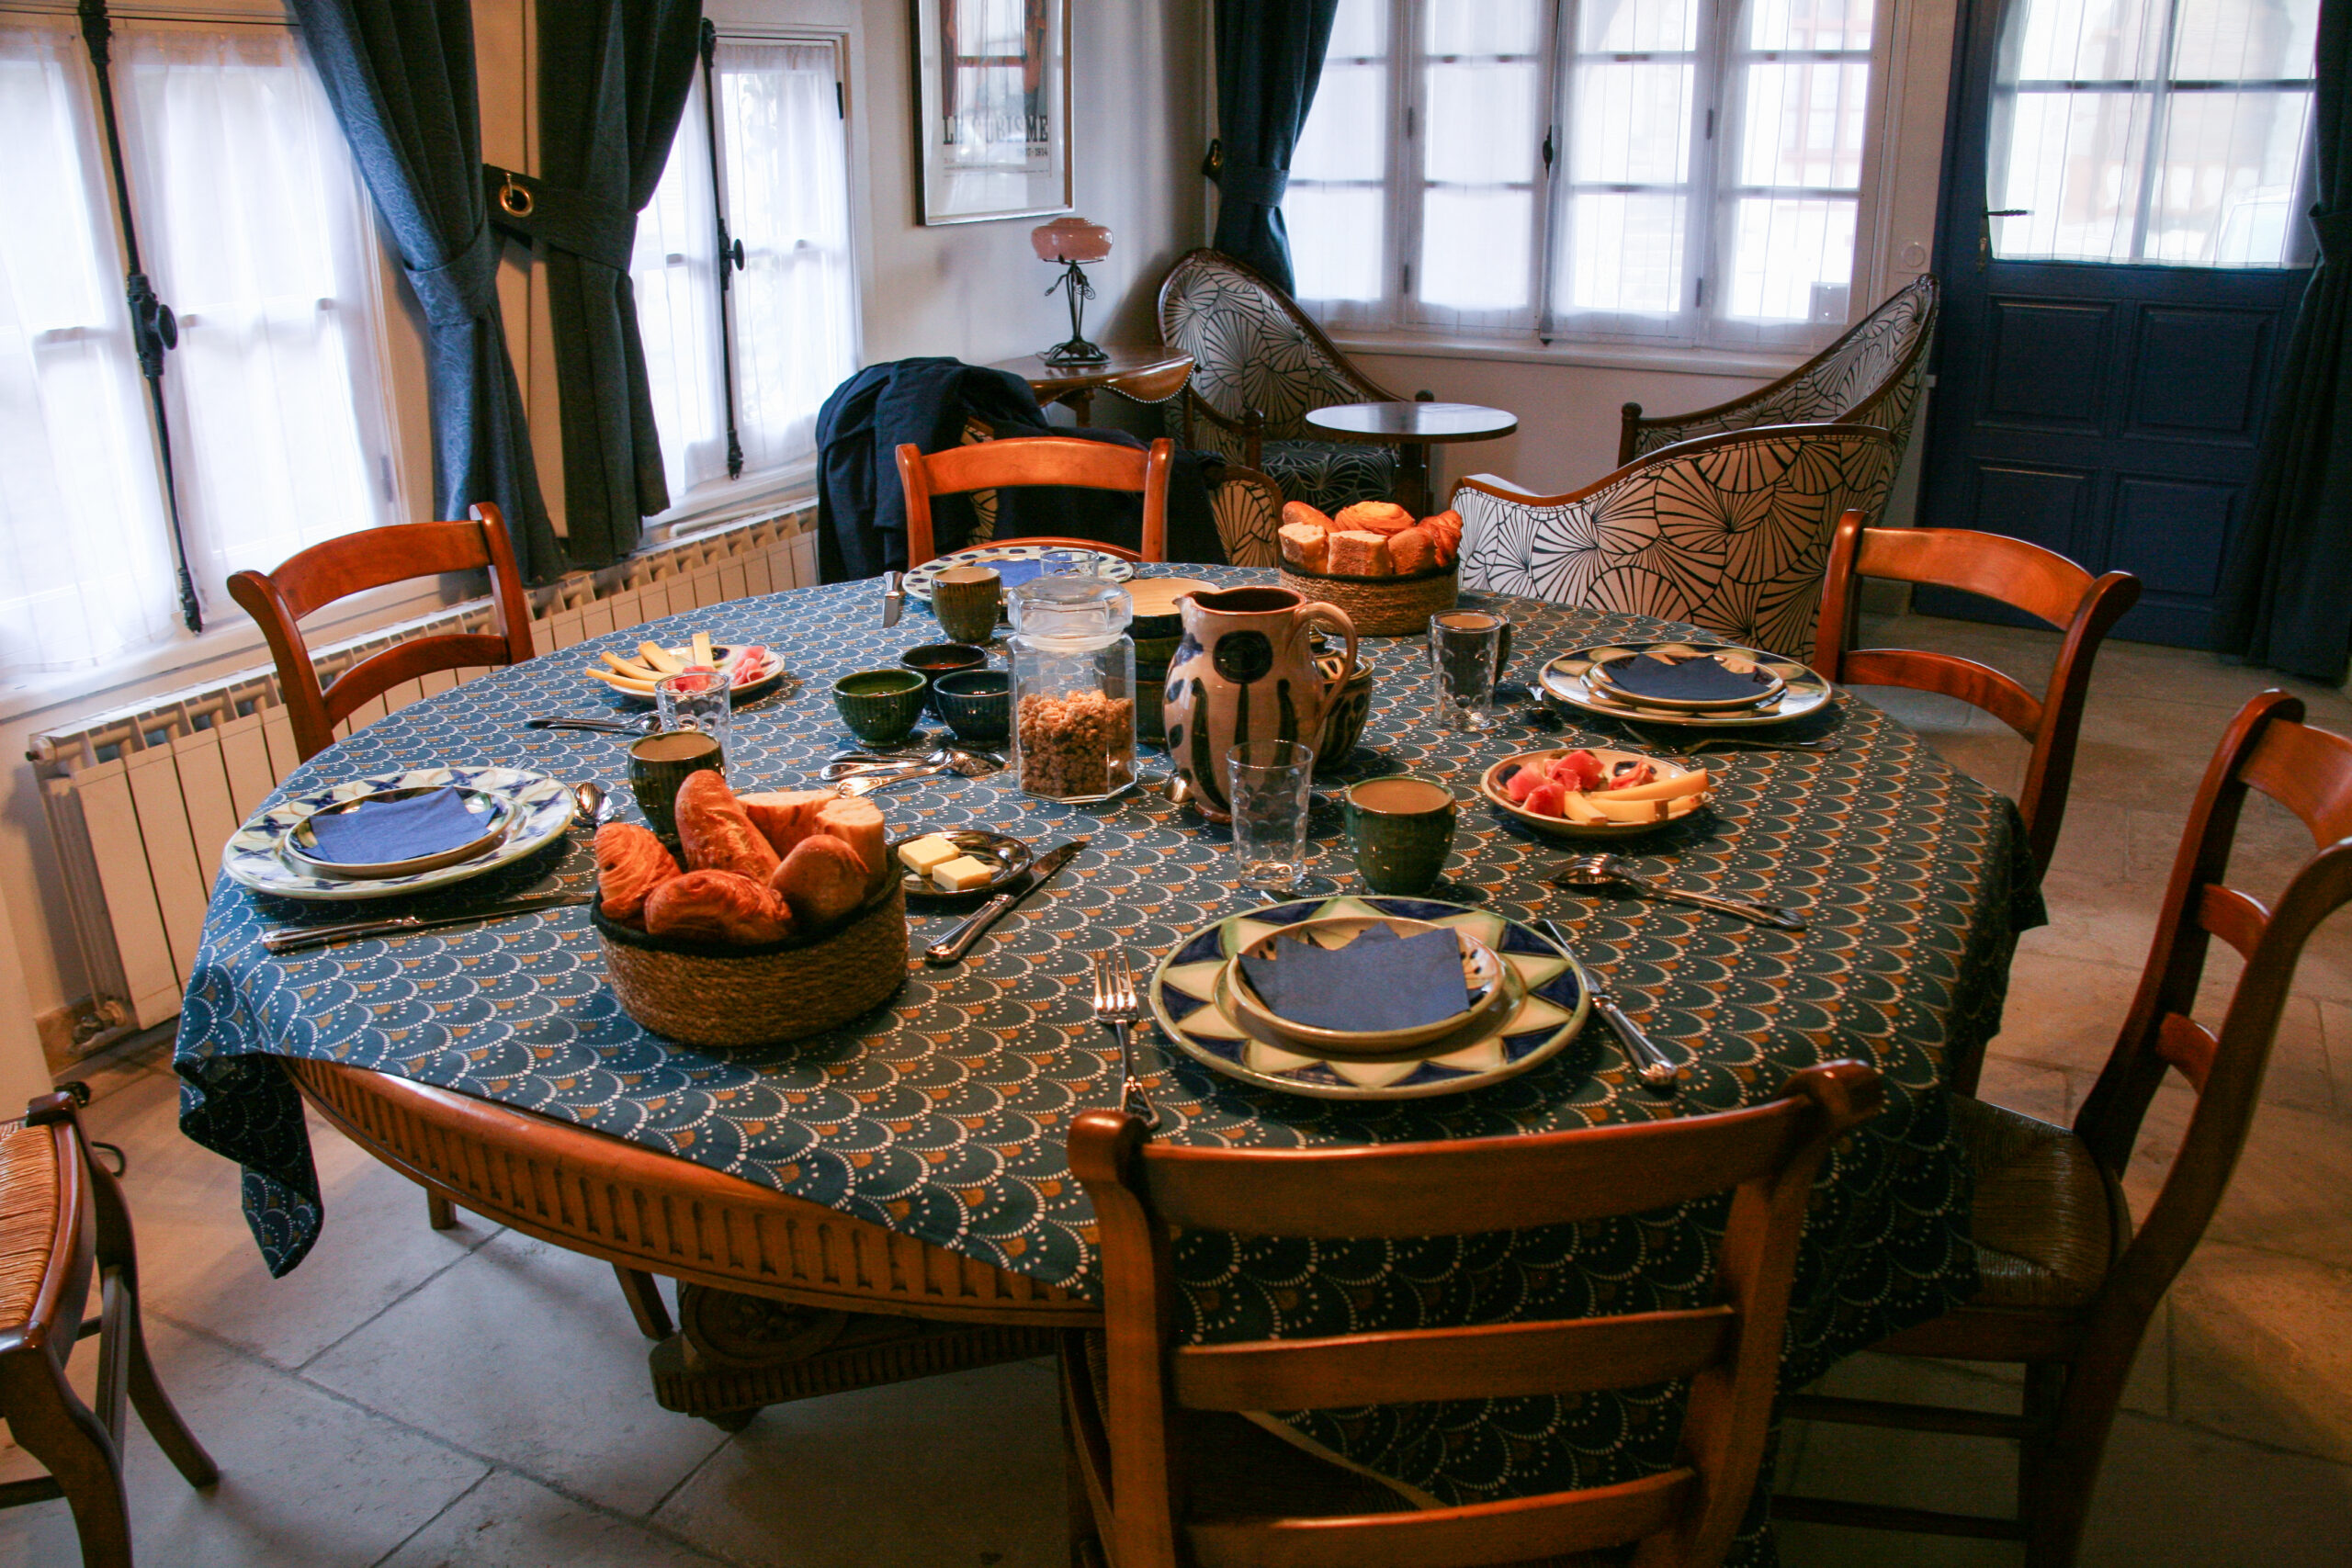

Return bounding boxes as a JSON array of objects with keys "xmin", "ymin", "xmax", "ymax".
[
  {"xmin": 1238, "ymin": 925, "xmax": 1471, "ymax": 1033},
  {"xmin": 1600, "ymin": 651, "xmax": 1771, "ymax": 703},
  {"xmin": 302, "ymin": 786, "xmax": 487, "ymax": 866}
]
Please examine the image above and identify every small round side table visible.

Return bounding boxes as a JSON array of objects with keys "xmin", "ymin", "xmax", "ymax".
[{"xmin": 1304, "ymin": 400, "xmax": 1518, "ymax": 515}]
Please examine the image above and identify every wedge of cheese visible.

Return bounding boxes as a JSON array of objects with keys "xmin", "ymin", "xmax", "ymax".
[{"xmin": 1603, "ymin": 769, "xmax": 1711, "ymax": 804}]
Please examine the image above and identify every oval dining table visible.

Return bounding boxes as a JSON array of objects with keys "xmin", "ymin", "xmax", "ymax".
[{"xmin": 174, "ymin": 564, "xmax": 2041, "ymax": 1562}]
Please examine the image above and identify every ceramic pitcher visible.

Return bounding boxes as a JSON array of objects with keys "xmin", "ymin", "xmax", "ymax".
[{"xmin": 1163, "ymin": 586, "xmax": 1358, "ymax": 821}]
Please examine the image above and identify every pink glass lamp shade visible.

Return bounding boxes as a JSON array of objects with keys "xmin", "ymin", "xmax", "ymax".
[
  {"xmin": 1034, "ymin": 217, "xmax": 1113, "ymax": 367},
  {"xmin": 1032, "ymin": 216, "xmax": 1113, "ymax": 264}
]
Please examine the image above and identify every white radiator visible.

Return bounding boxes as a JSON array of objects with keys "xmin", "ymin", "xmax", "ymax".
[{"xmin": 29, "ymin": 509, "xmax": 820, "ymax": 1043}]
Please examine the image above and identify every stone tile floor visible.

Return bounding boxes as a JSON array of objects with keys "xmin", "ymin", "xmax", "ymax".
[{"xmin": 3, "ymin": 613, "xmax": 2347, "ymax": 1566}]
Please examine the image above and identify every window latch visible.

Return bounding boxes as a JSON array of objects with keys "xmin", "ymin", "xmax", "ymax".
[{"xmin": 1541, "ymin": 127, "xmax": 1555, "ymax": 172}]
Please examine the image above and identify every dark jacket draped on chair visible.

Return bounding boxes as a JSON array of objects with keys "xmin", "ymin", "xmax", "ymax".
[
  {"xmin": 1207, "ymin": 1, "xmax": 1340, "ymax": 296},
  {"xmin": 2215, "ymin": 0, "xmax": 2352, "ymax": 682},
  {"xmin": 293, "ymin": 0, "xmax": 565, "ymax": 583}
]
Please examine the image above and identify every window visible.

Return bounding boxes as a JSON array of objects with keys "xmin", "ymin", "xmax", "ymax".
[
  {"xmin": 0, "ymin": 17, "xmax": 397, "ymax": 676},
  {"xmin": 1283, "ymin": 0, "xmax": 1890, "ymax": 350},
  {"xmin": 634, "ymin": 35, "xmax": 858, "ymax": 516},
  {"xmin": 1988, "ymin": 0, "xmax": 2318, "ymax": 266}
]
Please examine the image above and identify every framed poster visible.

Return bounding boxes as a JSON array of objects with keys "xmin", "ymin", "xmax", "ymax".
[{"xmin": 913, "ymin": 0, "xmax": 1071, "ymax": 225}]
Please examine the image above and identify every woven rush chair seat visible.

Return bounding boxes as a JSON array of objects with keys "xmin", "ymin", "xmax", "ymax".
[
  {"xmin": 0, "ymin": 1117, "xmax": 60, "ymax": 1335},
  {"xmin": 1949, "ymin": 1097, "xmax": 2128, "ymax": 1313}
]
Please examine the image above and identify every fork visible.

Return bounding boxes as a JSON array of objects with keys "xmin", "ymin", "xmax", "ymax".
[{"xmin": 1091, "ymin": 951, "xmax": 1156, "ymax": 1126}]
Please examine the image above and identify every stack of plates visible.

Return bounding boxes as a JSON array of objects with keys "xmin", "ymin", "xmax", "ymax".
[
  {"xmin": 1538, "ymin": 640, "xmax": 1835, "ymax": 728},
  {"xmin": 222, "ymin": 766, "xmax": 576, "ymax": 902}
]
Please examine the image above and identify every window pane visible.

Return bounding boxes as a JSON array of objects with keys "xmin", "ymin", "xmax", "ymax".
[
  {"xmin": 1420, "ymin": 189, "xmax": 1532, "ymax": 310},
  {"xmin": 2170, "ymin": 0, "xmax": 2318, "ymax": 81},
  {"xmin": 1724, "ymin": 195, "xmax": 1857, "ymax": 320},
  {"xmin": 1294, "ymin": 61, "xmax": 1386, "ymax": 182},
  {"xmin": 719, "ymin": 40, "xmax": 858, "ymax": 478},
  {"xmin": 1994, "ymin": 89, "xmax": 2153, "ymax": 260},
  {"xmin": 1738, "ymin": 62, "xmax": 1871, "ymax": 190},
  {"xmin": 1324, "ymin": 0, "xmax": 1388, "ymax": 59},
  {"xmin": 1747, "ymin": 0, "xmax": 1874, "ymax": 51},
  {"xmin": 1423, "ymin": 60, "xmax": 1537, "ymax": 185},
  {"xmin": 1570, "ymin": 62, "xmax": 1694, "ymax": 185},
  {"xmin": 2012, "ymin": 0, "xmax": 2168, "ymax": 81},
  {"xmin": 1286, "ymin": 186, "xmax": 1387, "ymax": 301},
  {"xmin": 1555, "ymin": 191, "xmax": 1688, "ymax": 314},
  {"xmin": 1578, "ymin": 0, "xmax": 1699, "ymax": 52},
  {"xmin": 1425, "ymin": 0, "xmax": 1544, "ymax": 53},
  {"xmin": 634, "ymin": 75, "xmax": 727, "ymax": 500},
  {"xmin": 2147, "ymin": 87, "xmax": 2314, "ymax": 264}
]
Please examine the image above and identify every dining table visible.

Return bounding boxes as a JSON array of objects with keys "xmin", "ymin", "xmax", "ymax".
[{"xmin": 174, "ymin": 563, "xmax": 2042, "ymax": 1564}]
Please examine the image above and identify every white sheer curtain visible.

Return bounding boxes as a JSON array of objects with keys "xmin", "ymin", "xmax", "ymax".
[
  {"xmin": 1412, "ymin": 0, "xmax": 1548, "ymax": 332},
  {"xmin": 633, "ymin": 72, "xmax": 728, "ymax": 502},
  {"xmin": 1286, "ymin": 0, "xmax": 1392, "ymax": 320},
  {"xmin": 0, "ymin": 20, "xmax": 179, "ymax": 674}
]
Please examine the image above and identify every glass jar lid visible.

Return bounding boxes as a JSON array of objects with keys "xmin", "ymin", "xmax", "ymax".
[{"xmin": 1008, "ymin": 574, "xmax": 1133, "ymax": 649}]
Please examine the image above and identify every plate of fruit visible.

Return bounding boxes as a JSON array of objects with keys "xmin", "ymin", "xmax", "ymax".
[
  {"xmin": 582, "ymin": 632, "xmax": 782, "ymax": 703},
  {"xmin": 1478, "ymin": 747, "xmax": 1711, "ymax": 839}
]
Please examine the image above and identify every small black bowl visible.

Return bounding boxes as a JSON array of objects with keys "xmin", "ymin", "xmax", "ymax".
[
  {"xmin": 899, "ymin": 642, "xmax": 988, "ymax": 717},
  {"xmin": 933, "ymin": 668, "xmax": 1011, "ymax": 745}
]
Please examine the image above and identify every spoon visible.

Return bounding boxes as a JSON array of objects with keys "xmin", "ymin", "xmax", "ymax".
[
  {"xmin": 820, "ymin": 748, "xmax": 1002, "ymax": 782},
  {"xmin": 1551, "ymin": 852, "xmax": 1806, "ymax": 931},
  {"xmin": 836, "ymin": 764, "xmax": 960, "ymax": 797},
  {"xmin": 571, "ymin": 781, "xmax": 613, "ymax": 826}
]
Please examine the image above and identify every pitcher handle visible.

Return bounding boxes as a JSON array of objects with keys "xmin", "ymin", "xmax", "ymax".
[{"xmin": 1296, "ymin": 601, "xmax": 1358, "ymax": 713}]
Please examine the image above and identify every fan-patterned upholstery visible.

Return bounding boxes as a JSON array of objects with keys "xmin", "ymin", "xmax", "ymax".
[
  {"xmin": 1157, "ymin": 248, "xmax": 1402, "ymax": 513},
  {"xmin": 1621, "ymin": 275, "xmax": 1939, "ymax": 471},
  {"xmin": 1456, "ymin": 423, "xmax": 1897, "ymax": 658}
]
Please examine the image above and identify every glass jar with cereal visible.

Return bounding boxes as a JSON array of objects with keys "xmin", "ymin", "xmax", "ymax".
[{"xmin": 1007, "ymin": 575, "xmax": 1136, "ymax": 802}]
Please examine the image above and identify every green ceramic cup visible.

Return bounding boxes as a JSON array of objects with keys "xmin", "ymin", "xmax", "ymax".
[
  {"xmin": 628, "ymin": 728, "xmax": 723, "ymax": 839},
  {"xmin": 832, "ymin": 668, "xmax": 929, "ymax": 744},
  {"xmin": 931, "ymin": 566, "xmax": 1004, "ymax": 644},
  {"xmin": 1343, "ymin": 774, "xmax": 1459, "ymax": 896}
]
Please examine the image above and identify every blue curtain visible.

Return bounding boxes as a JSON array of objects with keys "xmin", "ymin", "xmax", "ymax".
[
  {"xmin": 1208, "ymin": 0, "xmax": 1340, "ymax": 296},
  {"xmin": 2215, "ymin": 0, "xmax": 2352, "ymax": 682},
  {"xmin": 293, "ymin": 0, "xmax": 564, "ymax": 583}
]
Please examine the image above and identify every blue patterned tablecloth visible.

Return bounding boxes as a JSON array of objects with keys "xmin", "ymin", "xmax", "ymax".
[{"xmin": 175, "ymin": 568, "xmax": 2040, "ymax": 1557}]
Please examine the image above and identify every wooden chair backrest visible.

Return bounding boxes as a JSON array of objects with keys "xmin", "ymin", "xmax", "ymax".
[
  {"xmin": 2075, "ymin": 692, "xmax": 2352, "ymax": 1310},
  {"xmin": 226, "ymin": 504, "xmax": 534, "ymax": 763},
  {"xmin": 1811, "ymin": 510, "xmax": 2141, "ymax": 876},
  {"xmin": 1070, "ymin": 1060, "xmax": 1884, "ymax": 1568},
  {"xmin": 894, "ymin": 436, "xmax": 1172, "ymax": 570}
]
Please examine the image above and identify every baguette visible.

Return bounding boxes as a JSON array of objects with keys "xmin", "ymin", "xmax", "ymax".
[
  {"xmin": 1281, "ymin": 501, "xmax": 1337, "ymax": 535},
  {"xmin": 1326, "ymin": 530, "xmax": 1393, "ymax": 577},
  {"xmin": 1278, "ymin": 522, "xmax": 1329, "ymax": 572}
]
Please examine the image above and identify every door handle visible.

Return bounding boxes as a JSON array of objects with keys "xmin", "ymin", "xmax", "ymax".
[{"xmin": 1986, "ymin": 209, "xmax": 2030, "ymax": 217}]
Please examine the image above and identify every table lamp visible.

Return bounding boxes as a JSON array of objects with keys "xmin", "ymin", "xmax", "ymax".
[{"xmin": 1033, "ymin": 216, "xmax": 1113, "ymax": 367}]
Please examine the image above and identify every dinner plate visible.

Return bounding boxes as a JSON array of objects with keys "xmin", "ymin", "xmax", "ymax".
[
  {"xmin": 1540, "ymin": 640, "xmax": 1834, "ymax": 728},
  {"xmin": 223, "ymin": 767, "xmax": 575, "ymax": 902},
  {"xmin": 281, "ymin": 785, "xmax": 514, "ymax": 880},
  {"xmin": 1150, "ymin": 896, "xmax": 1589, "ymax": 1100},
  {"xmin": 901, "ymin": 544, "xmax": 1136, "ymax": 603},
  {"xmin": 890, "ymin": 829, "xmax": 1032, "ymax": 899},
  {"xmin": 1477, "ymin": 748, "xmax": 1710, "ymax": 840},
  {"xmin": 1589, "ymin": 649, "xmax": 1787, "ymax": 711}
]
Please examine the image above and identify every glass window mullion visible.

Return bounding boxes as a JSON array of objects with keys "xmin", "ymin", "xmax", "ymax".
[
  {"xmin": 2126, "ymin": 0, "xmax": 2186, "ymax": 263},
  {"xmin": 1691, "ymin": 0, "xmax": 1730, "ymax": 345}
]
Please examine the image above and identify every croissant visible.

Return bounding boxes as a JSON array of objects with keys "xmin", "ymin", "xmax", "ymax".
[
  {"xmin": 594, "ymin": 822, "xmax": 680, "ymax": 925},
  {"xmin": 643, "ymin": 869, "xmax": 796, "ymax": 944}
]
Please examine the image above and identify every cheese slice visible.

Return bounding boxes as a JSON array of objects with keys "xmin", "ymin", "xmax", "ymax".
[
  {"xmin": 691, "ymin": 632, "xmax": 716, "ymax": 668},
  {"xmin": 898, "ymin": 835, "xmax": 960, "ymax": 875},
  {"xmin": 585, "ymin": 668, "xmax": 659, "ymax": 694},
  {"xmin": 1555, "ymin": 790, "xmax": 1609, "ymax": 825},
  {"xmin": 932, "ymin": 854, "xmax": 996, "ymax": 892},
  {"xmin": 1605, "ymin": 768, "xmax": 1712, "ymax": 804},
  {"xmin": 638, "ymin": 641, "xmax": 685, "ymax": 675},
  {"xmin": 1589, "ymin": 793, "xmax": 1677, "ymax": 823}
]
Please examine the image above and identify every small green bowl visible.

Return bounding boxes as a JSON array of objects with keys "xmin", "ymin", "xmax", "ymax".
[
  {"xmin": 933, "ymin": 668, "xmax": 1011, "ymax": 745},
  {"xmin": 832, "ymin": 669, "xmax": 929, "ymax": 743}
]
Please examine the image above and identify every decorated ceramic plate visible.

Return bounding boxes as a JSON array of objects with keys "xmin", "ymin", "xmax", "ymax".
[
  {"xmin": 1150, "ymin": 896, "xmax": 1589, "ymax": 1100},
  {"xmin": 1539, "ymin": 640, "xmax": 1833, "ymax": 728},
  {"xmin": 1223, "ymin": 916, "xmax": 1508, "ymax": 1055},
  {"xmin": 281, "ymin": 785, "xmax": 516, "ymax": 880},
  {"xmin": 224, "ymin": 767, "xmax": 575, "ymax": 902},
  {"xmin": 901, "ymin": 544, "xmax": 1136, "ymax": 603},
  {"xmin": 582, "ymin": 640, "xmax": 785, "ymax": 704},
  {"xmin": 1589, "ymin": 648, "xmax": 1787, "ymax": 711},
  {"xmin": 1478, "ymin": 748, "xmax": 1711, "ymax": 840}
]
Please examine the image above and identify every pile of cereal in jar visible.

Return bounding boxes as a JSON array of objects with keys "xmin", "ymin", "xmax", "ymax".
[{"xmin": 1017, "ymin": 689, "xmax": 1134, "ymax": 797}]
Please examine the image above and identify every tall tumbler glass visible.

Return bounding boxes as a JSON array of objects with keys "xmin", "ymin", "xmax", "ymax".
[
  {"xmin": 655, "ymin": 670, "xmax": 735, "ymax": 783},
  {"xmin": 1226, "ymin": 739, "xmax": 1317, "ymax": 891},
  {"xmin": 1429, "ymin": 610, "xmax": 1510, "ymax": 731}
]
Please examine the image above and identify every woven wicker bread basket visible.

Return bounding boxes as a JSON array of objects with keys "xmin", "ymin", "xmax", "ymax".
[
  {"xmin": 1277, "ymin": 562, "xmax": 1458, "ymax": 637},
  {"xmin": 594, "ymin": 878, "xmax": 907, "ymax": 1048}
]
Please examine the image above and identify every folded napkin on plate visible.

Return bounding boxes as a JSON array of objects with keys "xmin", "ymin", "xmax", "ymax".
[
  {"xmin": 1238, "ymin": 924, "xmax": 1471, "ymax": 1033},
  {"xmin": 988, "ymin": 554, "xmax": 1104, "ymax": 592},
  {"xmin": 1600, "ymin": 651, "xmax": 1770, "ymax": 704},
  {"xmin": 303, "ymin": 786, "xmax": 486, "ymax": 865}
]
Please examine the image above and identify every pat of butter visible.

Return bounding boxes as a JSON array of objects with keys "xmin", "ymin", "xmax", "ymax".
[
  {"xmin": 898, "ymin": 836, "xmax": 960, "ymax": 874},
  {"xmin": 933, "ymin": 854, "xmax": 996, "ymax": 892}
]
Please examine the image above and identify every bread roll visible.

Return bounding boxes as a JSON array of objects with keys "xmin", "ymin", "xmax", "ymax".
[
  {"xmin": 1387, "ymin": 525, "xmax": 1438, "ymax": 575},
  {"xmin": 1281, "ymin": 501, "xmax": 1337, "ymax": 535},
  {"xmin": 1335, "ymin": 501, "xmax": 1414, "ymax": 536},
  {"xmin": 1327, "ymin": 529, "xmax": 1393, "ymax": 577},
  {"xmin": 739, "ymin": 789, "xmax": 831, "ymax": 856},
  {"xmin": 643, "ymin": 869, "xmax": 795, "ymax": 944},
  {"xmin": 1422, "ymin": 509, "xmax": 1463, "ymax": 547},
  {"xmin": 674, "ymin": 770, "xmax": 782, "ymax": 881},
  {"xmin": 768, "ymin": 834, "xmax": 871, "ymax": 930},
  {"xmin": 594, "ymin": 822, "xmax": 680, "ymax": 925},
  {"xmin": 815, "ymin": 795, "xmax": 889, "ymax": 891},
  {"xmin": 1278, "ymin": 522, "xmax": 1329, "ymax": 572}
]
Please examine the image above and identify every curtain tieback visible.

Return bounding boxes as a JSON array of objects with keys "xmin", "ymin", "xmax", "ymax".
[
  {"xmin": 406, "ymin": 222, "xmax": 502, "ymax": 328},
  {"xmin": 481, "ymin": 164, "xmax": 639, "ymax": 273},
  {"xmin": 1216, "ymin": 160, "xmax": 1291, "ymax": 207},
  {"xmin": 2311, "ymin": 206, "xmax": 2352, "ymax": 263}
]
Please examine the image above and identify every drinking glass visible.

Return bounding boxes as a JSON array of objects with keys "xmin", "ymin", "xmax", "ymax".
[
  {"xmin": 1429, "ymin": 611, "xmax": 1509, "ymax": 730},
  {"xmin": 655, "ymin": 670, "xmax": 734, "ymax": 782},
  {"xmin": 1227, "ymin": 739, "xmax": 1317, "ymax": 891}
]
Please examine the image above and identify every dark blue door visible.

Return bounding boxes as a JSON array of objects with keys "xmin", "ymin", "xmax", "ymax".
[{"xmin": 1917, "ymin": 0, "xmax": 2319, "ymax": 647}]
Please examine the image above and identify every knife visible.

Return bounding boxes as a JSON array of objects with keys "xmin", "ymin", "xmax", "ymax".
[
  {"xmin": 881, "ymin": 570, "xmax": 906, "ymax": 628},
  {"xmin": 1536, "ymin": 917, "xmax": 1681, "ymax": 1092},
  {"xmin": 265, "ymin": 891, "xmax": 591, "ymax": 956},
  {"xmin": 924, "ymin": 838, "xmax": 1086, "ymax": 965}
]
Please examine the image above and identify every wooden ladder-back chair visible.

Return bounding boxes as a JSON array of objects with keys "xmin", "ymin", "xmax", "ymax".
[
  {"xmin": 0, "ymin": 1092, "xmax": 217, "ymax": 1565},
  {"xmin": 1777, "ymin": 690, "xmax": 2352, "ymax": 1566},
  {"xmin": 1811, "ymin": 509, "xmax": 2141, "ymax": 888},
  {"xmin": 1067, "ymin": 1060, "xmax": 1884, "ymax": 1568},
  {"xmin": 226, "ymin": 503, "xmax": 535, "ymax": 765},
  {"xmin": 895, "ymin": 435, "xmax": 1173, "ymax": 570}
]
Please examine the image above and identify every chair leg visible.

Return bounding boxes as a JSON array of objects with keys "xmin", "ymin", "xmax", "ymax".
[
  {"xmin": 427, "ymin": 1191, "xmax": 457, "ymax": 1229},
  {"xmin": 2023, "ymin": 1355, "xmax": 2130, "ymax": 1568},
  {"xmin": 0, "ymin": 1351, "xmax": 135, "ymax": 1568},
  {"xmin": 85, "ymin": 1124, "xmax": 217, "ymax": 1488},
  {"xmin": 613, "ymin": 1266, "xmax": 673, "ymax": 1341}
]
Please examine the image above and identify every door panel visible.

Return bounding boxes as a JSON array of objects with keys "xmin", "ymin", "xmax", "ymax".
[{"xmin": 1917, "ymin": 0, "xmax": 2312, "ymax": 649}]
